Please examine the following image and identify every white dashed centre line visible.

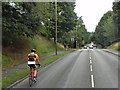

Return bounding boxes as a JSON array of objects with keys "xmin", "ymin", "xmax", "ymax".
[
  {"xmin": 91, "ymin": 75, "xmax": 95, "ymax": 88},
  {"xmin": 90, "ymin": 53, "xmax": 91, "ymax": 56},
  {"xmin": 90, "ymin": 60, "xmax": 92, "ymax": 64},
  {"xmin": 89, "ymin": 52, "xmax": 95, "ymax": 88},
  {"xmin": 90, "ymin": 65, "xmax": 93, "ymax": 71},
  {"xmin": 90, "ymin": 56, "xmax": 91, "ymax": 59}
]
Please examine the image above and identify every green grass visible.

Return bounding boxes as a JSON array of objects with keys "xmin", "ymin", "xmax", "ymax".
[
  {"xmin": 41, "ymin": 50, "xmax": 70, "ymax": 66},
  {"xmin": 2, "ymin": 50, "xmax": 72, "ymax": 88},
  {"xmin": 0, "ymin": 82, "xmax": 2, "ymax": 90},
  {"xmin": 2, "ymin": 55, "xmax": 13, "ymax": 71},
  {"xmin": 2, "ymin": 54, "xmax": 21, "ymax": 71},
  {"xmin": 2, "ymin": 36, "xmax": 64, "ymax": 71},
  {"xmin": 2, "ymin": 68, "xmax": 29, "ymax": 88},
  {"xmin": 107, "ymin": 42, "xmax": 120, "ymax": 51},
  {"xmin": 2, "ymin": 35, "xmax": 65, "ymax": 88},
  {"xmin": 29, "ymin": 36, "xmax": 64, "ymax": 54},
  {"xmin": 0, "ymin": 53, "xmax": 2, "ymax": 68}
]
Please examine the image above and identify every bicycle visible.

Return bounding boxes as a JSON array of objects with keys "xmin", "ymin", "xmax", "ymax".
[
  {"xmin": 29, "ymin": 67, "xmax": 37, "ymax": 87},
  {"xmin": 28, "ymin": 63, "xmax": 40, "ymax": 87}
]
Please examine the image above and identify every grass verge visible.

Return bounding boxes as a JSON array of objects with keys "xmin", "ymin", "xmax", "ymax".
[
  {"xmin": 2, "ymin": 36, "xmax": 64, "ymax": 71},
  {"xmin": 41, "ymin": 50, "xmax": 71, "ymax": 66},
  {"xmin": 107, "ymin": 42, "xmax": 120, "ymax": 51},
  {"xmin": 2, "ymin": 68, "xmax": 29, "ymax": 88},
  {"xmin": 2, "ymin": 50, "xmax": 72, "ymax": 88}
]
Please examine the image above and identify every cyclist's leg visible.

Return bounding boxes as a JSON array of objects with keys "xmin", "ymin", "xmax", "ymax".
[
  {"xmin": 28, "ymin": 65, "xmax": 34, "ymax": 80},
  {"xmin": 33, "ymin": 65, "xmax": 37, "ymax": 82},
  {"xmin": 33, "ymin": 64, "xmax": 37, "ymax": 77},
  {"xmin": 28, "ymin": 65, "xmax": 34, "ymax": 86},
  {"xmin": 28, "ymin": 64, "xmax": 32, "ymax": 73}
]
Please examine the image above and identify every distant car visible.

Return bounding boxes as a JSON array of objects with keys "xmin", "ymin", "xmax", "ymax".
[
  {"xmin": 92, "ymin": 45, "xmax": 97, "ymax": 48},
  {"xmin": 84, "ymin": 46, "xmax": 87, "ymax": 49},
  {"xmin": 89, "ymin": 46, "xmax": 93, "ymax": 49}
]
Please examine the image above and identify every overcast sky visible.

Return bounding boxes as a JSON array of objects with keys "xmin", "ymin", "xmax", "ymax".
[{"xmin": 74, "ymin": 0, "xmax": 114, "ymax": 32}]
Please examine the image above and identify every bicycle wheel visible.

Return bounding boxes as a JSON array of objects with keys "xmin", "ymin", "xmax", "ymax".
[{"xmin": 29, "ymin": 75, "xmax": 33, "ymax": 87}]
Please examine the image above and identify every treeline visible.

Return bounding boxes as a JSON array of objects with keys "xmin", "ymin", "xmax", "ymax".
[
  {"xmin": 61, "ymin": 17, "xmax": 88, "ymax": 48},
  {"xmin": 2, "ymin": 2, "xmax": 88, "ymax": 48},
  {"xmin": 92, "ymin": 1, "xmax": 120, "ymax": 48}
]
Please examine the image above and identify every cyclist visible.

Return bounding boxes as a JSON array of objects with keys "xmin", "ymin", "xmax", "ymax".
[{"xmin": 28, "ymin": 49, "xmax": 40, "ymax": 82}]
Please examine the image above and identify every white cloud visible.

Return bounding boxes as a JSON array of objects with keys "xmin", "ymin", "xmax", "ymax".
[{"xmin": 74, "ymin": 0, "xmax": 114, "ymax": 32}]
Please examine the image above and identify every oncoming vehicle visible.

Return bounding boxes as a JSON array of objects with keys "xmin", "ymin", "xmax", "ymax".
[
  {"xmin": 89, "ymin": 46, "xmax": 93, "ymax": 49},
  {"xmin": 84, "ymin": 46, "xmax": 87, "ymax": 49}
]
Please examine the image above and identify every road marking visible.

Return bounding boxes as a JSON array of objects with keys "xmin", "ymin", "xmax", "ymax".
[
  {"xmin": 89, "ymin": 55, "xmax": 91, "ymax": 58},
  {"xmin": 90, "ymin": 65, "xmax": 93, "ymax": 71},
  {"xmin": 89, "ymin": 53, "xmax": 91, "ymax": 56},
  {"xmin": 89, "ymin": 52, "xmax": 95, "ymax": 88},
  {"xmin": 90, "ymin": 56, "xmax": 91, "ymax": 59},
  {"xmin": 91, "ymin": 75, "xmax": 95, "ymax": 88},
  {"xmin": 89, "ymin": 53, "xmax": 91, "ymax": 58},
  {"xmin": 90, "ymin": 60, "xmax": 92, "ymax": 64}
]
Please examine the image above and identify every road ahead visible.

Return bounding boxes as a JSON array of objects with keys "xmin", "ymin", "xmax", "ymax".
[{"xmin": 13, "ymin": 49, "xmax": 118, "ymax": 88}]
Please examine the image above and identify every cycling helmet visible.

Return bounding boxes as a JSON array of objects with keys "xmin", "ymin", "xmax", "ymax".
[{"xmin": 31, "ymin": 49, "xmax": 36, "ymax": 52}]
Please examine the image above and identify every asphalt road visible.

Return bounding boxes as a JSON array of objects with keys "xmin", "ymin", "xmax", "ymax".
[{"xmin": 12, "ymin": 49, "xmax": 118, "ymax": 88}]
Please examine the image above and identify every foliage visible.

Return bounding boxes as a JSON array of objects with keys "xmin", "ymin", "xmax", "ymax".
[
  {"xmin": 57, "ymin": 2, "xmax": 77, "ymax": 33},
  {"xmin": 93, "ymin": 1, "xmax": 120, "ymax": 48},
  {"xmin": 113, "ymin": 1, "xmax": 120, "ymax": 40},
  {"xmin": 94, "ymin": 11, "xmax": 117, "ymax": 48},
  {"xmin": 2, "ymin": 2, "xmax": 41, "ymax": 47},
  {"xmin": 59, "ymin": 17, "xmax": 89, "ymax": 48},
  {"xmin": 2, "ymin": 2, "xmax": 78, "ymax": 48},
  {"xmin": 2, "ymin": 35, "xmax": 64, "ymax": 71}
]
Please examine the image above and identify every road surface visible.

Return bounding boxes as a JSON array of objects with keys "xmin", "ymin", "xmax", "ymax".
[{"xmin": 12, "ymin": 49, "xmax": 118, "ymax": 88}]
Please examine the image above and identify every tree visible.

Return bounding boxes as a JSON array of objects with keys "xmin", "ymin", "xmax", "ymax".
[
  {"xmin": 57, "ymin": 2, "xmax": 77, "ymax": 33},
  {"xmin": 94, "ymin": 11, "xmax": 117, "ymax": 48},
  {"xmin": 59, "ymin": 17, "xmax": 89, "ymax": 48},
  {"xmin": 2, "ymin": 2, "xmax": 41, "ymax": 46},
  {"xmin": 113, "ymin": 1, "xmax": 120, "ymax": 42}
]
